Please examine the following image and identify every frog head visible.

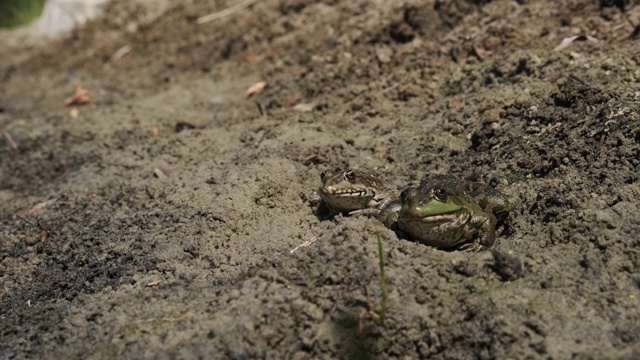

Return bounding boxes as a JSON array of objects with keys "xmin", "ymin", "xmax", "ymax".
[
  {"xmin": 397, "ymin": 177, "xmax": 482, "ymax": 249},
  {"xmin": 399, "ymin": 185, "xmax": 464, "ymax": 218},
  {"xmin": 319, "ymin": 169, "xmax": 385, "ymax": 213}
]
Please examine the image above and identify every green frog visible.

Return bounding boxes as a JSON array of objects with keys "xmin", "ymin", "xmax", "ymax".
[
  {"xmin": 397, "ymin": 175, "xmax": 512, "ymax": 251},
  {"xmin": 319, "ymin": 169, "xmax": 399, "ymax": 217}
]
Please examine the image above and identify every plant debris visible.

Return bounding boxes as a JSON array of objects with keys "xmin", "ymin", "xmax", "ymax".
[
  {"xmin": 65, "ymin": 81, "xmax": 92, "ymax": 106},
  {"xmin": 245, "ymin": 81, "xmax": 266, "ymax": 98}
]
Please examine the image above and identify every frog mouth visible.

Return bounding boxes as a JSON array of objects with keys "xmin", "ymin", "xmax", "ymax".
[
  {"xmin": 335, "ymin": 190, "xmax": 368, "ymax": 197},
  {"xmin": 322, "ymin": 188, "xmax": 373, "ymax": 198},
  {"xmin": 399, "ymin": 205, "xmax": 466, "ymax": 221},
  {"xmin": 416, "ymin": 213, "xmax": 462, "ymax": 221}
]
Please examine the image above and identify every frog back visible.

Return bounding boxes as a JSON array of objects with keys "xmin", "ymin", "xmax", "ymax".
[{"xmin": 465, "ymin": 182, "xmax": 512, "ymax": 218}]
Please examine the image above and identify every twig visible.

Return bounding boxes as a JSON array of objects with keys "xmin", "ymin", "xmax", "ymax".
[
  {"xmin": 13, "ymin": 200, "xmax": 56, "ymax": 218},
  {"xmin": 13, "ymin": 214, "xmax": 36, "ymax": 226},
  {"xmin": 569, "ymin": 74, "xmax": 588, "ymax": 86},
  {"xmin": 290, "ymin": 236, "xmax": 319, "ymax": 254},
  {"xmin": 255, "ymin": 101, "xmax": 264, "ymax": 117},
  {"xmin": 196, "ymin": 0, "xmax": 259, "ymax": 25},
  {"xmin": 134, "ymin": 317, "xmax": 180, "ymax": 323},
  {"xmin": 3, "ymin": 131, "xmax": 17, "ymax": 149}
]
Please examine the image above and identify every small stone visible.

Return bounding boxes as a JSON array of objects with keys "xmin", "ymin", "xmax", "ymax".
[{"xmin": 491, "ymin": 249, "xmax": 523, "ymax": 281}]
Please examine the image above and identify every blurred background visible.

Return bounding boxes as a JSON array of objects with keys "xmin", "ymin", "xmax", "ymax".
[{"xmin": 0, "ymin": 0, "xmax": 109, "ymax": 38}]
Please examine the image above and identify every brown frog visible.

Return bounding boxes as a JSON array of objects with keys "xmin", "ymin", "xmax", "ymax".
[{"xmin": 319, "ymin": 169, "xmax": 400, "ymax": 218}]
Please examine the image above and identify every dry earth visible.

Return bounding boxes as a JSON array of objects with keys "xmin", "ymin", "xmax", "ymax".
[{"xmin": 1, "ymin": 0, "xmax": 640, "ymax": 359}]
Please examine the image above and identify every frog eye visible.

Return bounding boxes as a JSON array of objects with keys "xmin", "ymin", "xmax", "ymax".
[
  {"xmin": 345, "ymin": 171, "xmax": 356, "ymax": 182},
  {"xmin": 434, "ymin": 188, "xmax": 447, "ymax": 200}
]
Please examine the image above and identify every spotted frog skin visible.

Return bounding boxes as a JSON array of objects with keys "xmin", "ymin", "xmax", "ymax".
[
  {"xmin": 397, "ymin": 175, "xmax": 512, "ymax": 251},
  {"xmin": 319, "ymin": 169, "xmax": 399, "ymax": 215}
]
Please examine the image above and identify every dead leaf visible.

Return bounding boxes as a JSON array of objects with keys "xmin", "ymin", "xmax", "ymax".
[
  {"xmin": 153, "ymin": 168, "xmax": 168, "ymax": 179},
  {"xmin": 292, "ymin": 103, "xmax": 316, "ymax": 112},
  {"xmin": 376, "ymin": 46, "xmax": 392, "ymax": 63},
  {"xmin": 147, "ymin": 280, "xmax": 162, "ymax": 287},
  {"xmin": 554, "ymin": 35, "xmax": 587, "ymax": 51},
  {"xmin": 245, "ymin": 81, "xmax": 266, "ymax": 98},
  {"xmin": 377, "ymin": 53, "xmax": 391, "ymax": 63},
  {"xmin": 473, "ymin": 46, "xmax": 488, "ymax": 60},
  {"xmin": 150, "ymin": 124, "xmax": 159, "ymax": 136},
  {"xmin": 284, "ymin": 91, "xmax": 302, "ymax": 108},
  {"xmin": 69, "ymin": 107, "xmax": 80, "ymax": 118},
  {"xmin": 112, "ymin": 45, "xmax": 131, "ymax": 61},
  {"xmin": 245, "ymin": 54, "xmax": 260, "ymax": 63},
  {"xmin": 65, "ymin": 81, "xmax": 92, "ymax": 106}
]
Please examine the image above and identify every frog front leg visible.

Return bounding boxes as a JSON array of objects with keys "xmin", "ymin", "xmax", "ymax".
[
  {"xmin": 348, "ymin": 208, "xmax": 381, "ymax": 216},
  {"xmin": 349, "ymin": 190, "xmax": 399, "ymax": 220},
  {"xmin": 376, "ymin": 199, "xmax": 402, "ymax": 229},
  {"xmin": 460, "ymin": 213, "xmax": 496, "ymax": 252}
]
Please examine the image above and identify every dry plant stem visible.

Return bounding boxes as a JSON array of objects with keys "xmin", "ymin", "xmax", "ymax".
[
  {"xmin": 289, "ymin": 236, "xmax": 319, "ymax": 254},
  {"xmin": 196, "ymin": 0, "xmax": 259, "ymax": 24},
  {"xmin": 376, "ymin": 228, "xmax": 388, "ymax": 322}
]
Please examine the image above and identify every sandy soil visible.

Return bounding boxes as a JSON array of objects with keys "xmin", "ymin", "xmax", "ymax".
[{"xmin": 1, "ymin": 0, "xmax": 640, "ymax": 358}]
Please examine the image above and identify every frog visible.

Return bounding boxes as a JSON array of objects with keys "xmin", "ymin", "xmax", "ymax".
[
  {"xmin": 396, "ymin": 175, "xmax": 512, "ymax": 251},
  {"xmin": 319, "ymin": 169, "xmax": 400, "ymax": 217}
]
